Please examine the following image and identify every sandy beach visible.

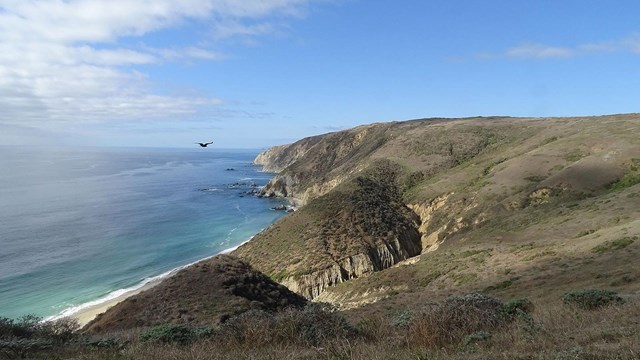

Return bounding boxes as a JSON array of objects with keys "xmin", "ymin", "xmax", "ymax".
[{"xmin": 72, "ymin": 278, "xmax": 163, "ymax": 326}]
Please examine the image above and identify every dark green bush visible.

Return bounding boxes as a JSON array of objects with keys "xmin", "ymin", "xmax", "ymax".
[
  {"xmin": 83, "ymin": 337, "xmax": 122, "ymax": 349},
  {"xmin": 562, "ymin": 289, "xmax": 625, "ymax": 310},
  {"xmin": 501, "ymin": 298, "xmax": 534, "ymax": 319},
  {"xmin": 610, "ymin": 172, "xmax": 640, "ymax": 191},
  {"xmin": 0, "ymin": 315, "xmax": 42, "ymax": 339},
  {"xmin": 0, "ymin": 338, "xmax": 53, "ymax": 358},
  {"xmin": 0, "ymin": 314, "xmax": 79, "ymax": 358},
  {"xmin": 391, "ymin": 310, "xmax": 412, "ymax": 328},
  {"xmin": 140, "ymin": 323, "xmax": 204, "ymax": 345},
  {"xmin": 0, "ymin": 315, "xmax": 79, "ymax": 341}
]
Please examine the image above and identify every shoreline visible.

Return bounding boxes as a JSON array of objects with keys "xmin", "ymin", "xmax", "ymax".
[{"xmin": 54, "ymin": 238, "xmax": 255, "ymax": 327}]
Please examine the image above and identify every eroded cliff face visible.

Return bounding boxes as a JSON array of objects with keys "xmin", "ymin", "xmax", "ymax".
[
  {"xmin": 253, "ymin": 145, "xmax": 293, "ymax": 173},
  {"xmin": 281, "ymin": 235, "xmax": 421, "ymax": 299},
  {"xmin": 253, "ymin": 136, "xmax": 321, "ymax": 173},
  {"xmin": 408, "ymin": 194, "xmax": 485, "ymax": 252},
  {"xmin": 234, "ymin": 160, "xmax": 424, "ymax": 300}
]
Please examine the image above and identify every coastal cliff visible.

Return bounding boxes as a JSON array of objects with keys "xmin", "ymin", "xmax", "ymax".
[
  {"xmin": 237, "ymin": 114, "xmax": 640, "ymax": 302},
  {"xmin": 234, "ymin": 160, "xmax": 422, "ymax": 299}
]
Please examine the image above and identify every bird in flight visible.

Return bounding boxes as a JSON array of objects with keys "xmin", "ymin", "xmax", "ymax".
[{"xmin": 196, "ymin": 141, "xmax": 214, "ymax": 147}]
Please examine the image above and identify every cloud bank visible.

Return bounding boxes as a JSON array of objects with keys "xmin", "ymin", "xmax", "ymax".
[{"xmin": 0, "ymin": 0, "xmax": 311, "ymax": 129}]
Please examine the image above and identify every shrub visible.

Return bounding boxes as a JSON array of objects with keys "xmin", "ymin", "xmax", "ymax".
[
  {"xmin": 0, "ymin": 315, "xmax": 41, "ymax": 339},
  {"xmin": 0, "ymin": 338, "xmax": 53, "ymax": 358},
  {"xmin": 462, "ymin": 331, "xmax": 492, "ymax": 346},
  {"xmin": 610, "ymin": 172, "xmax": 640, "ymax": 191},
  {"xmin": 0, "ymin": 315, "xmax": 80, "ymax": 358},
  {"xmin": 277, "ymin": 303, "xmax": 356, "ymax": 346},
  {"xmin": 408, "ymin": 293, "xmax": 505, "ymax": 348},
  {"xmin": 392, "ymin": 310, "xmax": 412, "ymax": 328},
  {"xmin": 40, "ymin": 317, "xmax": 80, "ymax": 342},
  {"xmin": 219, "ymin": 309, "xmax": 276, "ymax": 346},
  {"xmin": 1, "ymin": 314, "xmax": 79, "ymax": 340},
  {"xmin": 501, "ymin": 298, "xmax": 534, "ymax": 320},
  {"xmin": 220, "ymin": 302, "xmax": 356, "ymax": 347},
  {"xmin": 562, "ymin": 289, "xmax": 625, "ymax": 310},
  {"xmin": 140, "ymin": 323, "xmax": 204, "ymax": 345},
  {"xmin": 83, "ymin": 337, "xmax": 122, "ymax": 349}
]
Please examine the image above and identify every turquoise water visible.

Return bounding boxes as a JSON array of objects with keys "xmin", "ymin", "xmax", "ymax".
[{"xmin": 0, "ymin": 146, "xmax": 285, "ymax": 320}]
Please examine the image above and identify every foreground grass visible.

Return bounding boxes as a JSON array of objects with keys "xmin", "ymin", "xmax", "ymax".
[{"xmin": 3, "ymin": 292, "xmax": 638, "ymax": 359}]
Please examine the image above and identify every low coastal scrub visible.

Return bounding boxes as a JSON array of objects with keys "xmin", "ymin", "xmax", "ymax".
[
  {"xmin": 0, "ymin": 315, "xmax": 79, "ymax": 358},
  {"xmin": 140, "ymin": 323, "xmax": 213, "ymax": 345},
  {"xmin": 610, "ymin": 172, "xmax": 640, "ymax": 191},
  {"xmin": 562, "ymin": 289, "xmax": 625, "ymax": 309},
  {"xmin": 407, "ymin": 293, "xmax": 506, "ymax": 348},
  {"xmin": 3, "ymin": 293, "xmax": 639, "ymax": 359},
  {"xmin": 592, "ymin": 236, "xmax": 637, "ymax": 254}
]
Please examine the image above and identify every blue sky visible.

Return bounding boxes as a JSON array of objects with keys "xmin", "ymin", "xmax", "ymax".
[{"xmin": 1, "ymin": 1, "xmax": 639, "ymax": 148}]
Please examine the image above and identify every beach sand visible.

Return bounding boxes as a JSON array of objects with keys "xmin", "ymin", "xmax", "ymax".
[{"xmin": 72, "ymin": 278, "xmax": 163, "ymax": 326}]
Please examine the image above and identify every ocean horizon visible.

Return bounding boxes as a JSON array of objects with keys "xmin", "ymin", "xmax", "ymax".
[{"xmin": 0, "ymin": 146, "xmax": 286, "ymax": 320}]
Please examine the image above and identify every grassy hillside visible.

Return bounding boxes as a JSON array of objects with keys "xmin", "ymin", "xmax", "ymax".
[
  {"xmin": 83, "ymin": 255, "xmax": 306, "ymax": 334},
  {"xmin": 236, "ymin": 114, "xmax": 640, "ymax": 308}
]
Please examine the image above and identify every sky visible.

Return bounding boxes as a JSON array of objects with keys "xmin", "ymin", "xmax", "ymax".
[{"xmin": 1, "ymin": 0, "xmax": 639, "ymax": 148}]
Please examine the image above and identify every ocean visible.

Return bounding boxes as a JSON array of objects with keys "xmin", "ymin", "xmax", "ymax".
[{"xmin": 0, "ymin": 146, "xmax": 286, "ymax": 320}]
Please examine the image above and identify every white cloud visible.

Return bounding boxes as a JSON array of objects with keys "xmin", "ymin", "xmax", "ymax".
[
  {"xmin": 506, "ymin": 43, "xmax": 574, "ymax": 59},
  {"xmin": 501, "ymin": 34, "xmax": 640, "ymax": 60},
  {"xmin": 0, "ymin": 0, "xmax": 313, "ymax": 131}
]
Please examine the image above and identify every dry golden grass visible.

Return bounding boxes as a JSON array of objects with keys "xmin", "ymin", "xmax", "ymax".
[{"xmin": 37, "ymin": 294, "xmax": 637, "ymax": 360}]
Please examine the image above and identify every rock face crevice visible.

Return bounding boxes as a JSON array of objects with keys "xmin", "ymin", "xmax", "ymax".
[
  {"xmin": 281, "ymin": 236, "xmax": 420, "ymax": 299},
  {"xmin": 408, "ymin": 194, "xmax": 488, "ymax": 252}
]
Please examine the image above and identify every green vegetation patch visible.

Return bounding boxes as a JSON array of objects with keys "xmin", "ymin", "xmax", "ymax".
[
  {"xmin": 524, "ymin": 175, "xmax": 546, "ymax": 183},
  {"xmin": 592, "ymin": 236, "xmax": 637, "ymax": 254},
  {"xmin": 0, "ymin": 315, "xmax": 80, "ymax": 358},
  {"xmin": 564, "ymin": 149, "xmax": 587, "ymax": 162},
  {"xmin": 562, "ymin": 289, "xmax": 625, "ymax": 310},
  {"xmin": 452, "ymin": 272, "xmax": 478, "ymax": 286},
  {"xmin": 140, "ymin": 323, "xmax": 212, "ymax": 345},
  {"xmin": 501, "ymin": 298, "xmax": 534, "ymax": 319},
  {"xmin": 270, "ymin": 270, "xmax": 290, "ymax": 282},
  {"xmin": 483, "ymin": 277, "xmax": 519, "ymax": 292},
  {"xmin": 610, "ymin": 172, "xmax": 640, "ymax": 191}
]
